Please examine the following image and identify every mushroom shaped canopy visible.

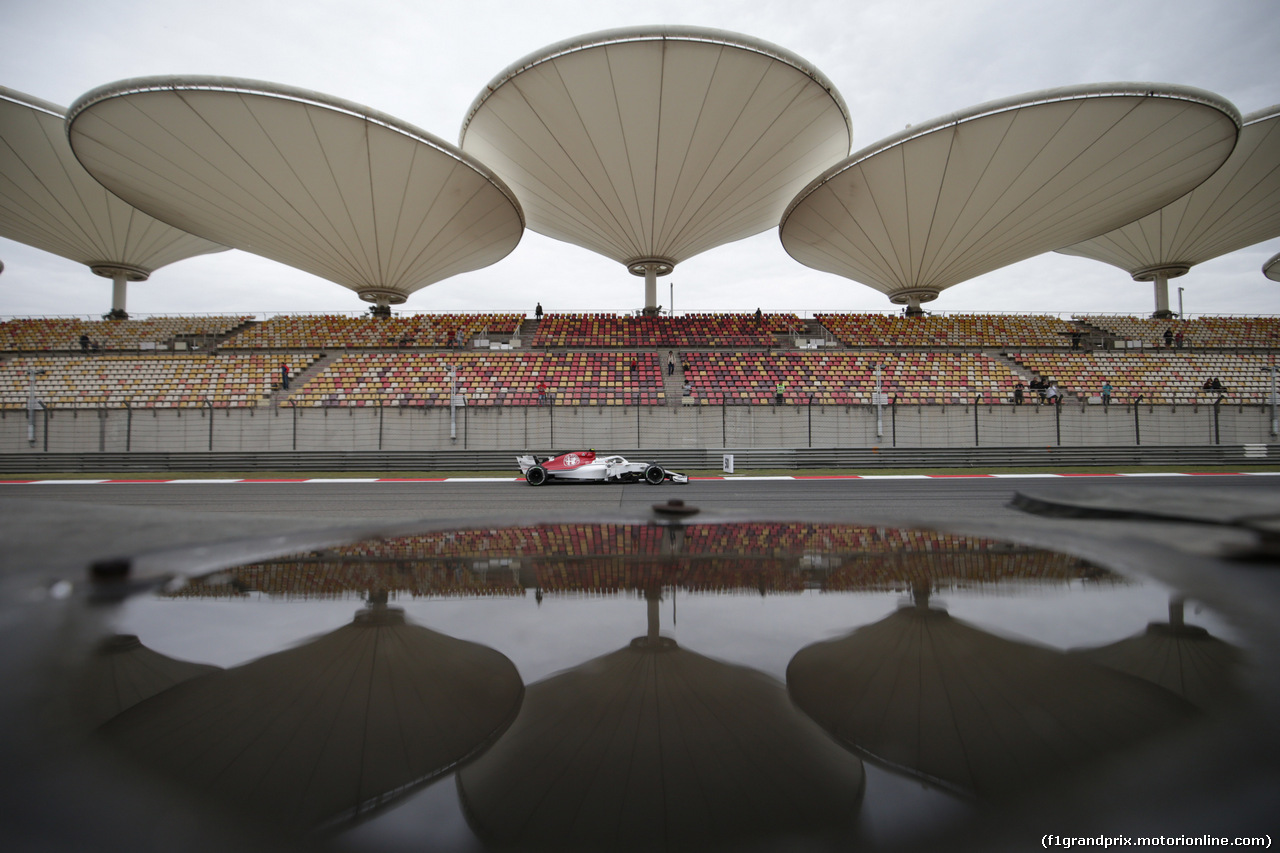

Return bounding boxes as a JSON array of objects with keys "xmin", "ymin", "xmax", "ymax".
[
  {"xmin": 459, "ymin": 26, "xmax": 852, "ymax": 279},
  {"xmin": 0, "ymin": 86, "xmax": 226, "ymax": 283},
  {"xmin": 1058, "ymin": 105, "xmax": 1280, "ymax": 282},
  {"xmin": 1265, "ymin": 251, "xmax": 1280, "ymax": 282},
  {"xmin": 780, "ymin": 84, "xmax": 1241, "ymax": 309},
  {"xmin": 67, "ymin": 77, "xmax": 524, "ymax": 307}
]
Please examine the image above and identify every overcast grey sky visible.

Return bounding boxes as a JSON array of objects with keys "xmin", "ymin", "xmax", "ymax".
[{"xmin": 2, "ymin": 0, "xmax": 1277, "ymax": 319}]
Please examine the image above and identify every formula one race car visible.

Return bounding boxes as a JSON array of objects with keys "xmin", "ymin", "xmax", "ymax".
[{"xmin": 517, "ymin": 450, "xmax": 689, "ymax": 486}]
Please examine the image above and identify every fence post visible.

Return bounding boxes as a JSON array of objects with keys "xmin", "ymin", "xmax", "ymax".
[
  {"xmin": 973, "ymin": 396, "xmax": 981, "ymax": 446},
  {"xmin": 292, "ymin": 401, "xmax": 298, "ymax": 451},
  {"xmin": 99, "ymin": 406, "xmax": 106, "ymax": 452},
  {"xmin": 205, "ymin": 398, "xmax": 214, "ymax": 451},
  {"xmin": 891, "ymin": 397, "xmax": 897, "ymax": 447},
  {"xmin": 808, "ymin": 394, "xmax": 813, "ymax": 448},
  {"xmin": 1133, "ymin": 395, "xmax": 1143, "ymax": 445},
  {"xmin": 1213, "ymin": 396, "xmax": 1222, "ymax": 445},
  {"xmin": 125, "ymin": 401, "xmax": 132, "ymax": 452},
  {"xmin": 1054, "ymin": 399, "xmax": 1062, "ymax": 446}
]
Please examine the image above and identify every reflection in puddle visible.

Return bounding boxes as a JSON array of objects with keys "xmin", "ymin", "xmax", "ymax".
[{"xmin": 87, "ymin": 523, "xmax": 1244, "ymax": 851}]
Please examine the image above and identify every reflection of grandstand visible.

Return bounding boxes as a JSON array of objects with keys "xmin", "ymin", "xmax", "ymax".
[{"xmin": 173, "ymin": 523, "xmax": 1114, "ymax": 600}]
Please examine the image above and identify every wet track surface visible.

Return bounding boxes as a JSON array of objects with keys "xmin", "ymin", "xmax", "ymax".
[{"xmin": 3, "ymin": 474, "xmax": 1277, "ymax": 524}]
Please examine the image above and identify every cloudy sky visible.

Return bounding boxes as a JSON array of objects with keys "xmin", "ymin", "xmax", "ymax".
[{"xmin": 2, "ymin": 0, "xmax": 1277, "ymax": 320}]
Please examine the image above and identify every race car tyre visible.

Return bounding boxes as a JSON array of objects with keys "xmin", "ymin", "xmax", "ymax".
[
  {"xmin": 644, "ymin": 464, "xmax": 666, "ymax": 485},
  {"xmin": 525, "ymin": 465, "xmax": 548, "ymax": 486}
]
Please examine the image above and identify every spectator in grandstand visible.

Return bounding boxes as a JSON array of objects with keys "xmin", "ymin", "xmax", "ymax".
[
  {"xmin": 667, "ymin": 351, "xmax": 675, "ymax": 376},
  {"xmin": 280, "ymin": 362, "xmax": 290, "ymax": 390},
  {"xmin": 754, "ymin": 307, "xmax": 762, "ymax": 324},
  {"xmin": 1030, "ymin": 377, "xmax": 1046, "ymax": 402},
  {"xmin": 775, "ymin": 381, "xmax": 785, "ymax": 405},
  {"xmin": 1045, "ymin": 382, "xmax": 1060, "ymax": 405},
  {"xmin": 683, "ymin": 380, "xmax": 692, "ymax": 397},
  {"xmin": 1175, "ymin": 328, "xmax": 1184, "ymax": 348},
  {"xmin": 1013, "ymin": 382, "xmax": 1025, "ymax": 405},
  {"xmin": 1101, "ymin": 380, "xmax": 1112, "ymax": 407},
  {"xmin": 79, "ymin": 333, "xmax": 90, "ymax": 353},
  {"xmin": 1203, "ymin": 377, "xmax": 1224, "ymax": 392},
  {"xmin": 1163, "ymin": 327, "xmax": 1174, "ymax": 347},
  {"xmin": 1070, "ymin": 330, "xmax": 1082, "ymax": 350},
  {"xmin": 535, "ymin": 302, "xmax": 543, "ymax": 320}
]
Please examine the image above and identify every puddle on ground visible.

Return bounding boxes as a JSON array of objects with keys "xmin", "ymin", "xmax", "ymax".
[{"xmin": 74, "ymin": 522, "xmax": 1246, "ymax": 851}]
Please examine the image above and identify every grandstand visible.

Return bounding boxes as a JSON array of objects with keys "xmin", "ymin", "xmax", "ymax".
[{"xmin": 1, "ymin": 311, "xmax": 1277, "ymax": 454}]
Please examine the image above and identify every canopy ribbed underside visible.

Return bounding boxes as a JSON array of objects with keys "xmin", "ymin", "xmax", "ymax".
[
  {"xmin": 1058, "ymin": 106, "xmax": 1280, "ymax": 275},
  {"xmin": 0, "ymin": 87, "xmax": 225, "ymax": 274},
  {"xmin": 460, "ymin": 34, "xmax": 851, "ymax": 270},
  {"xmin": 67, "ymin": 81, "xmax": 524, "ymax": 299},
  {"xmin": 781, "ymin": 89, "xmax": 1239, "ymax": 299}
]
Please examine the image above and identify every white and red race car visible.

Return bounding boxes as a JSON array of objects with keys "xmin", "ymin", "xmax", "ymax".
[{"xmin": 516, "ymin": 450, "xmax": 689, "ymax": 486}]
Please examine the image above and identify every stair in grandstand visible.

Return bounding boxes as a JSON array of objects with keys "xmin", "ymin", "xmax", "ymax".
[
  {"xmin": 987, "ymin": 351, "xmax": 1038, "ymax": 402},
  {"xmin": 272, "ymin": 352, "xmax": 335, "ymax": 406},
  {"xmin": 795, "ymin": 317, "xmax": 839, "ymax": 349},
  {"xmin": 208, "ymin": 317, "xmax": 260, "ymax": 349},
  {"xmin": 661, "ymin": 349, "xmax": 685, "ymax": 405},
  {"xmin": 517, "ymin": 317, "xmax": 538, "ymax": 347},
  {"xmin": 1066, "ymin": 319, "xmax": 1119, "ymax": 351}
]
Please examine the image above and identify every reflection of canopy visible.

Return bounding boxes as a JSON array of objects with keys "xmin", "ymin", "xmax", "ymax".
[
  {"xmin": 459, "ymin": 27, "xmax": 851, "ymax": 310},
  {"xmin": 67, "ymin": 77, "xmax": 524, "ymax": 309},
  {"xmin": 458, "ymin": 631, "xmax": 865, "ymax": 849},
  {"xmin": 1072, "ymin": 598, "xmax": 1243, "ymax": 710},
  {"xmin": 1059, "ymin": 106, "xmax": 1280, "ymax": 285},
  {"xmin": 780, "ymin": 85, "xmax": 1240, "ymax": 311},
  {"xmin": 786, "ymin": 594, "xmax": 1197, "ymax": 798},
  {"xmin": 99, "ymin": 603, "xmax": 523, "ymax": 834},
  {"xmin": 77, "ymin": 634, "xmax": 219, "ymax": 729},
  {"xmin": 0, "ymin": 87, "xmax": 226, "ymax": 299}
]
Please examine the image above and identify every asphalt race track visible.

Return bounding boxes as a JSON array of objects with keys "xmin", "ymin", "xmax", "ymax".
[{"xmin": 3, "ymin": 473, "xmax": 1276, "ymax": 524}]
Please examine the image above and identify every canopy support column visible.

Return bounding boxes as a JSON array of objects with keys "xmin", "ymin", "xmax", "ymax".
[
  {"xmin": 1134, "ymin": 265, "xmax": 1187, "ymax": 320},
  {"xmin": 628, "ymin": 258, "xmax": 674, "ymax": 317},
  {"xmin": 91, "ymin": 263, "xmax": 148, "ymax": 321},
  {"xmin": 1151, "ymin": 275, "xmax": 1173, "ymax": 319}
]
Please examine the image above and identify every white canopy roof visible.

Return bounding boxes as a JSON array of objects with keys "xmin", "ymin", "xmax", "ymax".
[
  {"xmin": 459, "ymin": 26, "xmax": 851, "ymax": 281},
  {"xmin": 780, "ymin": 84, "xmax": 1241, "ymax": 307},
  {"xmin": 1265, "ymin": 251, "xmax": 1280, "ymax": 283},
  {"xmin": 0, "ymin": 86, "xmax": 226, "ymax": 283},
  {"xmin": 67, "ymin": 77, "xmax": 525, "ymax": 306},
  {"xmin": 1058, "ymin": 105, "xmax": 1280, "ymax": 281}
]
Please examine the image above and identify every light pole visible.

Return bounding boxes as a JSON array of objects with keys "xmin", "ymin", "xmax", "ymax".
[
  {"xmin": 874, "ymin": 363, "xmax": 884, "ymax": 438},
  {"xmin": 1177, "ymin": 287, "xmax": 1185, "ymax": 319},
  {"xmin": 26, "ymin": 368, "xmax": 46, "ymax": 446},
  {"xmin": 1265, "ymin": 362, "xmax": 1278, "ymax": 437},
  {"xmin": 449, "ymin": 365, "xmax": 458, "ymax": 443}
]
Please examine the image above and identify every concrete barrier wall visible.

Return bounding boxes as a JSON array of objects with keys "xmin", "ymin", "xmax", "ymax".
[{"xmin": 2, "ymin": 402, "xmax": 1277, "ymax": 453}]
